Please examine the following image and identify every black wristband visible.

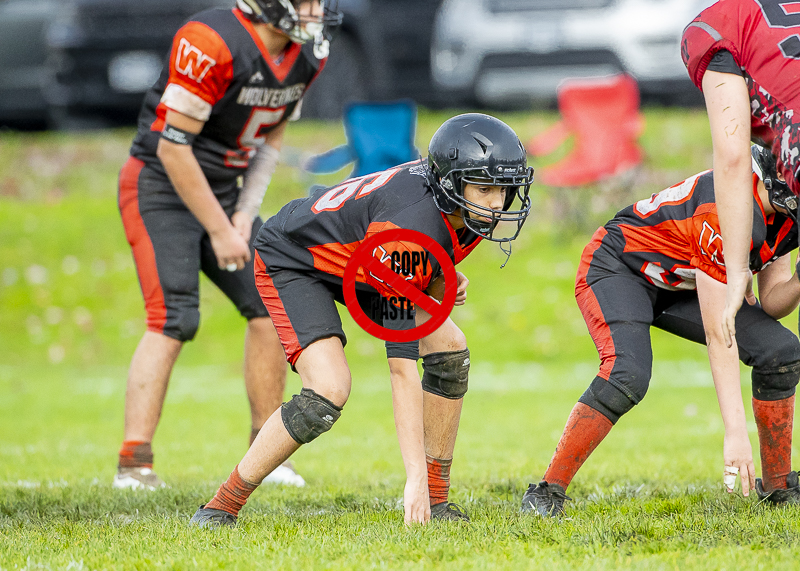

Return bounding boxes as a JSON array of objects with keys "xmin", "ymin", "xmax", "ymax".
[{"xmin": 161, "ymin": 123, "xmax": 196, "ymax": 146}]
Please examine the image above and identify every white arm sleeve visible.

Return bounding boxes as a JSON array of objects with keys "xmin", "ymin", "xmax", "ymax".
[{"xmin": 235, "ymin": 144, "xmax": 280, "ymax": 220}]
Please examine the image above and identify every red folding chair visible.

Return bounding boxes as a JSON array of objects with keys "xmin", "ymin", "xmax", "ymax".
[{"xmin": 528, "ymin": 74, "xmax": 644, "ymax": 187}]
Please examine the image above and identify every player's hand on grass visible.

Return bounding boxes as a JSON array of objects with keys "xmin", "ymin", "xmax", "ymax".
[
  {"xmin": 231, "ymin": 210, "xmax": 253, "ymax": 244},
  {"xmin": 210, "ymin": 225, "xmax": 251, "ymax": 271},
  {"xmin": 722, "ymin": 269, "xmax": 755, "ymax": 348},
  {"xmin": 723, "ymin": 429, "xmax": 756, "ymax": 496},
  {"xmin": 403, "ymin": 476, "xmax": 431, "ymax": 525}
]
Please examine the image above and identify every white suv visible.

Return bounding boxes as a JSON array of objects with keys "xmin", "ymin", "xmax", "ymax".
[{"xmin": 431, "ymin": 0, "xmax": 716, "ymax": 107}]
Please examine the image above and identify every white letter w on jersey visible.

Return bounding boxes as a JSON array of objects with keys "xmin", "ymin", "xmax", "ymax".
[
  {"xmin": 175, "ymin": 38, "xmax": 216, "ymax": 82},
  {"xmin": 698, "ymin": 220, "xmax": 724, "ymax": 267}
]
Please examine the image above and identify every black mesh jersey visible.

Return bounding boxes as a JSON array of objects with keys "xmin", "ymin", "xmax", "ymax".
[
  {"xmin": 130, "ymin": 7, "xmax": 324, "ymax": 186},
  {"xmin": 254, "ymin": 160, "xmax": 482, "ymax": 300}
]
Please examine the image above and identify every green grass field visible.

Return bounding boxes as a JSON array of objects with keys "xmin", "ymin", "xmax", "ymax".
[{"xmin": 1, "ymin": 109, "xmax": 799, "ymax": 570}]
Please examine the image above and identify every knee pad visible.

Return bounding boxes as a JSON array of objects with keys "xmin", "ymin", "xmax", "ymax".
[
  {"xmin": 281, "ymin": 388, "xmax": 343, "ymax": 444},
  {"xmin": 579, "ymin": 376, "xmax": 641, "ymax": 424},
  {"xmin": 752, "ymin": 361, "xmax": 800, "ymax": 401},
  {"xmin": 421, "ymin": 349, "xmax": 470, "ymax": 400}
]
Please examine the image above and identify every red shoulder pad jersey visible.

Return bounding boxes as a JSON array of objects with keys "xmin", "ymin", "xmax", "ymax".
[
  {"xmin": 254, "ymin": 160, "xmax": 482, "ymax": 301},
  {"xmin": 597, "ymin": 169, "xmax": 797, "ymax": 290},
  {"xmin": 682, "ymin": 0, "xmax": 800, "ymax": 193},
  {"xmin": 130, "ymin": 7, "xmax": 324, "ymax": 184}
]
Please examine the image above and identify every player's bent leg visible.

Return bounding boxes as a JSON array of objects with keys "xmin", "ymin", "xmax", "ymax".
[
  {"xmin": 523, "ymin": 274, "xmax": 655, "ymax": 516},
  {"xmin": 243, "ymin": 317, "xmax": 303, "ymax": 486},
  {"xmin": 193, "ymin": 338, "xmax": 350, "ymax": 526},
  {"xmin": 114, "ymin": 331, "xmax": 182, "ymax": 490},
  {"xmin": 418, "ymin": 314, "xmax": 470, "ymax": 521}
]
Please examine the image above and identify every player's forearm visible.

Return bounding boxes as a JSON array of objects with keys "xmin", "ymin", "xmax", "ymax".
[
  {"xmin": 757, "ymin": 258, "xmax": 800, "ymax": 319},
  {"xmin": 389, "ymin": 358, "xmax": 427, "ymax": 481},
  {"xmin": 706, "ymin": 338, "xmax": 749, "ymax": 435},
  {"xmin": 759, "ymin": 277, "xmax": 800, "ymax": 318},
  {"xmin": 236, "ymin": 143, "xmax": 280, "ymax": 220},
  {"xmin": 697, "ymin": 270, "xmax": 748, "ymax": 434},
  {"xmin": 157, "ymin": 140, "xmax": 232, "ymax": 236}
]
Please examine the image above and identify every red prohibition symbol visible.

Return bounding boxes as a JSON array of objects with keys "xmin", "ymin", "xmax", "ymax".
[{"xmin": 343, "ymin": 229, "xmax": 457, "ymax": 343}]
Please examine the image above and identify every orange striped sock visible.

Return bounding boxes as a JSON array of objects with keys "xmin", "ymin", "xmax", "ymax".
[
  {"xmin": 205, "ymin": 465, "xmax": 259, "ymax": 516},
  {"xmin": 543, "ymin": 402, "xmax": 613, "ymax": 490},
  {"xmin": 753, "ymin": 396, "xmax": 795, "ymax": 491},
  {"xmin": 118, "ymin": 440, "xmax": 153, "ymax": 469},
  {"xmin": 426, "ymin": 455, "xmax": 452, "ymax": 506}
]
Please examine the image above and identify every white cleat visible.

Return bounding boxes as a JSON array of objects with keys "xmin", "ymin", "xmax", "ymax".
[
  {"xmin": 112, "ymin": 467, "xmax": 166, "ymax": 490},
  {"xmin": 261, "ymin": 461, "xmax": 306, "ymax": 487}
]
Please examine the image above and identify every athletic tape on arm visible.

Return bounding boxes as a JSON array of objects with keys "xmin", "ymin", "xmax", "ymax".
[{"xmin": 236, "ymin": 144, "xmax": 280, "ymax": 220}]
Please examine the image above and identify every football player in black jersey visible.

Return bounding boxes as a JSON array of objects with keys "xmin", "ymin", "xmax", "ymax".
[
  {"xmin": 190, "ymin": 113, "xmax": 534, "ymax": 527},
  {"xmin": 116, "ymin": 1, "xmax": 340, "ymax": 489}
]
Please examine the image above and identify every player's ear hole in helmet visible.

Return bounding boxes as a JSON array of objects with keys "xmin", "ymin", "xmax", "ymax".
[
  {"xmin": 427, "ymin": 113, "xmax": 534, "ymax": 244},
  {"xmin": 751, "ymin": 144, "xmax": 798, "ymax": 223},
  {"xmin": 236, "ymin": 0, "xmax": 343, "ymax": 57}
]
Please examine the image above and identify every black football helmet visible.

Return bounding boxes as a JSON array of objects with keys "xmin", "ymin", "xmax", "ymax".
[
  {"xmin": 751, "ymin": 144, "xmax": 797, "ymax": 223},
  {"xmin": 236, "ymin": 0, "xmax": 342, "ymax": 57},
  {"xmin": 427, "ymin": 113, "xmax": 533, "ymax": 243}
]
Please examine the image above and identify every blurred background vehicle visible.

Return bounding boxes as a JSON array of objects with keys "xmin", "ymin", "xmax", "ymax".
[
  {"xmin": 40, "ymin": 0, "xmax": 441, "ymax": 128},
  {"xmin": 431, "ymin": 0, "xmax": 715, "ymax": 109},
  {"xmin": 0, "ymin": 0, "xmax": 58, "ymax": 129},
  {"xmin": 0, "ymin": 0, "xmax": 717, "ymax": 130}
]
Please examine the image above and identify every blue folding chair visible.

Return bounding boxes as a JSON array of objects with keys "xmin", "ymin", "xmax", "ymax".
[{"xmin": 304, "ymin": 99, "xmax": 418, "ymax": 178}]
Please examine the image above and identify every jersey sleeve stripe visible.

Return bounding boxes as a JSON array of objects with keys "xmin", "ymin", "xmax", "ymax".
[{"xmin": 161, "ymin": 83, "xmax": 213, "ymax": 121}]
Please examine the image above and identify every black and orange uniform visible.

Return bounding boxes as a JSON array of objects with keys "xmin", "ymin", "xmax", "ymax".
[
  {"xmin": 253, "ymin": 159, "xmax": 481, "ymax": 365},
  {"xmin": 682, "ymin": 0, "xmax": 800, "ymax": 194},
  {"xmin": 118, "ymin": 7, "xmax": 325, "ymax": 341},
  {"xmin": 537, "ymin": 169, "xmax": 800, "ymax": 494}
]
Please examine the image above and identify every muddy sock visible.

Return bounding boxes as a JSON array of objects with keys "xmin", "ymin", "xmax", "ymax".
[
  {"xmin": 753, "ymin": 395, "xmax": 795, "ymax": 491},
  {"xmin": 118, "ymin": 440, "xmax": 153, "ymax": 469},
  {"xmin": 543, "ymin": 402, "xmax": 613, "ymax": 490},
  {"xmin": 205, "ymin": 465, "xmax": 259, "ymax": 516},
  {"xmin": 426, "ymin": 455, "xmax": 452, "ymax": 506}
]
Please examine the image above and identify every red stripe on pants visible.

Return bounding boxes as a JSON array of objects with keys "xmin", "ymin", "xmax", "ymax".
[
  {"xmin": 575, "ymin": 228, "xmax": 616, "ymax": 380},
  {"xmin": 254, "ymin": 254, "xmax": 303, "ymax": 365},
  {"xmin": 118, "ymin": 157, "xmax": 167, "ymax": 334}
]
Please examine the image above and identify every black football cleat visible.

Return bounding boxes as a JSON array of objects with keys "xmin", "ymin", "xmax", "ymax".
[
  {"xmin": 189, "ymin": 504, "xmax": 237, "ymax": 528},
  {"xmin": 520, "ymin": 480, "xmax": 571, "ymax": 517},
  {"xmin": 755, "ymin": 471, "xmax": 800, "ymax": 505},
  {"xmin": 430, "ymin": 502, "xmax": 470, "ymax": 522}
]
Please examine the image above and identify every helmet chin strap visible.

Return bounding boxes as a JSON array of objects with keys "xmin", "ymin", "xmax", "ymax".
[{"xmin": 499, "ymin": 240, "xmax": 512, "ymax": 269}]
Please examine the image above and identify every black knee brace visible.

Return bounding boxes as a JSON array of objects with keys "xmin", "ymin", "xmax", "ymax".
[
  {"xmin": 578, "ymin": 376, "xmax": 640, "ymax": 424},
  {"xmin": 421, "ymin": 349, "xmax": 470, "ymax": 399},
  {"xmin": 752, "ymin": 361, "xmax": 800, "ymax": 401},
  {"xmin": 281, "ymin": 388, "xmax": 343, "ymax": 444}
]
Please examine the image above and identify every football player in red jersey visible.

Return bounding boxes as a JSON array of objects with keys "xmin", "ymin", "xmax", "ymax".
[
  {"xmin": 682, "ymin": 0, "xmax": 800, "ymax": 352},
  {"xmin": 189, "ymin": 113, "xmax": 534, "ymax": 527},
  {"xmin": 115, "ymin": 1, "xmax": 341, "ymax": 489},
  {"xmin": 521, "ymin": 146, "xmax": 800, "ymax": 517}
]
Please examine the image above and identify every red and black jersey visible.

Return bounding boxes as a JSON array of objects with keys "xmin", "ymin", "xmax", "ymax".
[
  {"xmin": 130, "ymin": 7, "xmax": 324, "ymax": 185},
  {"xmin": 682, "ymin": 0, "xmax": 800, "ymax": 194},
  {"xmin": 254, "ymin": 160, "xmax": 482, "ymax": 300},
  {"xmin": 594, "ymin": 169, "xmax": 797, "ymax": 290}
]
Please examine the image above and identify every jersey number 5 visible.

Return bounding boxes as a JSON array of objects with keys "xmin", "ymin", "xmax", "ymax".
[{"xmin": 225, "ymin": 108, "xmax": 285, "ymax": 167}]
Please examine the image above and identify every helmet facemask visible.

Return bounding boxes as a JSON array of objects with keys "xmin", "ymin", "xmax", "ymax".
[
  {"xmin": 437, "ymin": 166, "xmax": 533, "ymax": 243},
  {"xmin": 751, "ymin": 144, "xmax": 798, "ymax": 223},
  {"xmin": 237, "ymin": 0, "xmax": 342, "ymax": 58}
]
